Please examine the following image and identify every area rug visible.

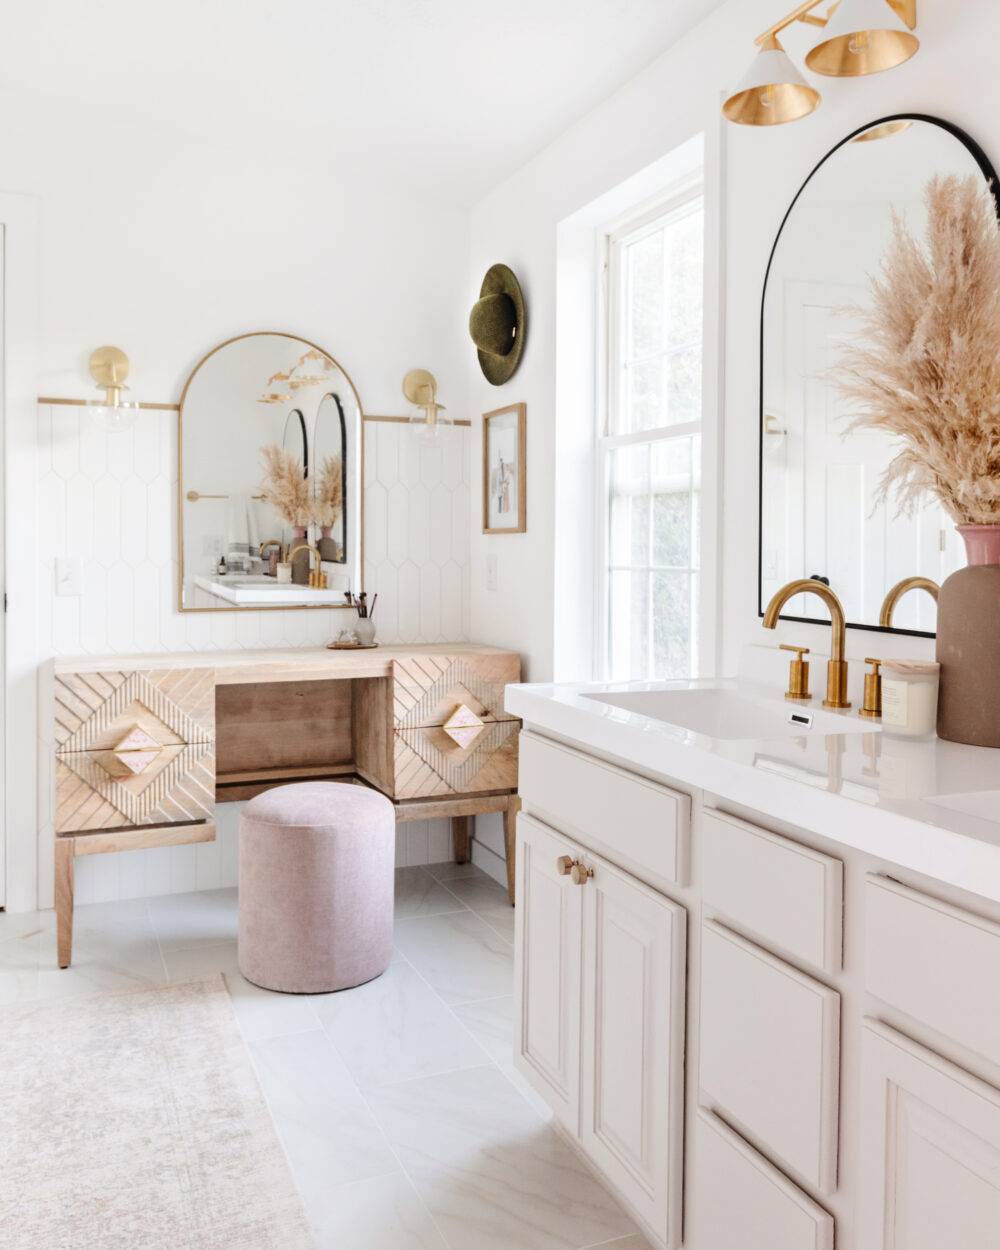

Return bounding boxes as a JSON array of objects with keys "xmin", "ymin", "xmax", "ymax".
[{"xmin": 0, "ymin": 976, "xmax": 313, "ymax": 1250}]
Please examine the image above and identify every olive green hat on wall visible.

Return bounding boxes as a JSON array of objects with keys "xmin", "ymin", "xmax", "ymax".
[{"xmin": 469, "ymin": 262, "xmax": 526, "ymax": 386}]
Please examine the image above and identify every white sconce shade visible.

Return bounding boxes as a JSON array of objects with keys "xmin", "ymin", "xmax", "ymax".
[
  {"xmin": 806, "ymin": 0, "xmax": 919, "ymax": 76},
  {"xmin": 723, "ymin": 34, "xmax": 821, "ymax": 127}
]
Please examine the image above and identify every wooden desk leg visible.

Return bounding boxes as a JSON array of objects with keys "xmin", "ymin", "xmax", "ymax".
[
  {"xmin": 55, "ymin": 838, "xmax": 75, "ymax": 969},
  {"xmin": 451, "ymin": 816, "xmax": 471, "ymax": 864},
  {"xmin": 502, "ymin": 796, "xmax": 520, "ymax": 907}
]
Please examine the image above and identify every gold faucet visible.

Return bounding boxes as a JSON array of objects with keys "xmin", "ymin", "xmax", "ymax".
[
  {"xmin": 879, "ymin": 576, "xmax": 939, "ymax": 628},
  {"xmin": 287, "ymin": 542, "xmax": 327, "ymax": 589},
  {"xmin": 763, "ymin": 579, "xmax": 851, "ymax": 709}
]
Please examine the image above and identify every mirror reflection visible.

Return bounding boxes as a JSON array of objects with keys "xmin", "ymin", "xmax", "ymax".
[
  {"xmin": 760, "ymin": 117, "xmax": 998, "ymax": 634},
  {"xmin": 179, "ymin": 333, "xmax": 362, "ymax": 610}
]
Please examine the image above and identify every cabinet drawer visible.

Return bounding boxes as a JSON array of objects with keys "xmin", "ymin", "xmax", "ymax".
[
  {"xmin": 391, "ymin": 653, "xmax": 520, "ymax": 728},
  {"xmin": 866, "ymin": 874, "xmax": 1000, "ymax": 1066},
  {"xmin": 860, "ymin": 1020, "xmax": 1000, "ymax": 1248},
  {"xmin": 519, "ymin": 731, "xmax": 689, "ymax": 887},
  {"xmin": 56, "ymin": 745, "xmax": 216, "ymax": 833},
  {"xmin": 693, "ymin": 1111, "xmax": 834, "ymax": 1250},
  {"xmin": 391, "ymin": 722, "xmax": 519, "ymax": 798},
  {"xmin": 702, "ymin": 810, "xmax": 842, "ymax": 973},
  {"xmin": 699, "ymin": 921, "xmax": 840, "ymax": 1192},
  {"xmin": 54, "ymin": 667, "xmax": 215, "ymax": 750}
]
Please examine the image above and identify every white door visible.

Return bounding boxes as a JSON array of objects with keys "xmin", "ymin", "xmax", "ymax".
[
  {"xmin": 514, "ymin": 813, "xmax": 583, "ymax": 1132},
  {"xmin": 860, "ymin": 1020, "xmax": 1000, "ymax": 1248},
  {"xmin": 580, "ymin": 851, "xmax": 687, "ymax": 1249}
]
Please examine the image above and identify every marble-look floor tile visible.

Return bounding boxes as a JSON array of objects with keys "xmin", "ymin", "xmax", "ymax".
[
  {"xmin": 251, "ymin": 1030, "xmax": 399, "ymax": 1191},
  {"xmin": 393, "ymin": 911, "xmax": 513, "ymax": 1006},
  {"xmin": 225, "ymin": 968, "xmax": 322, "ymax": 1044},
  {"xmin": 395, "ymin": 867, "xmax": 469, "ymax": 920},
  {"xmin": 315, "ymin": 961, "xmax": 488, "ymax": 1088},
  {"xmin": 451, "ymin": 995, "xmax": 552, "ymax": 1120},
  {"xmin": 367, "ymin": 1066, "xmax": 638, "ymax": 1250},
  {"xmin": 424, "ymin": 861, "xmax": 492, "ymax": 884},
  {"xmin": 443, "ymin": 878, "xmax": 515, "ymax": 942},
  {"xmin": 582, "ymin": 1237, "xmax": 656, "ymax": 1250},
  {"xmin": 310, "ymin": 1171, "xmax": 449, "ymax": 1250},
  {"xmin": 0, "ymin": 909, "xmax": 53, "ymax": 944},
  {"xmin": 146, "ymin": 887, "xmax": 238, "ymax": 950},
  {"xmin": 162, "ymin": 940, "xmax": 240, "ymax": 983}
]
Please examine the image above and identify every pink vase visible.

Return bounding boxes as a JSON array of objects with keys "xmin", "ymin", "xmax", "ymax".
[
  {"xmin": 958, "ymin": 524, "xmax": 1000, "ymax": 566},
  {"xmin": 937, "ymin": 524, "xmax": 1000, "ymax": 745}
]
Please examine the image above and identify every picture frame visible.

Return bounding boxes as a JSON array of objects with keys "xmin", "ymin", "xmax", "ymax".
[{"xmin": 482, "ymin": 402, "xmax": 526, "ymax": 534}]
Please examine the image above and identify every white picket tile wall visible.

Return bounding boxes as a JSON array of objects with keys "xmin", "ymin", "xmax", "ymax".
[{"xmin": 36, "ymin": 403, "xmax": 471, "ymax": 904}]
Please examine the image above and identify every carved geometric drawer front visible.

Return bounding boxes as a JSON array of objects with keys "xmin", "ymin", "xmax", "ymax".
[
  {"xmin": 392, "ymin": 653, "xmax": 521, "ymax": 728},
  {"xmin": 392, "ymin": 721, "xmax": 519, "ymax": 799},
  {"xmin": 54, "ymin": 667, "xmax": 215, "ymax": 833}
]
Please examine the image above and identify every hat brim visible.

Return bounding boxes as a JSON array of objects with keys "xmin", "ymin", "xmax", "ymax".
[{"xmin": 476, "ymin": 264, "xmax": 526, "ymax": 386}]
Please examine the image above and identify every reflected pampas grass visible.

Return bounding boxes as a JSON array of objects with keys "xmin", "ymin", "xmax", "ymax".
[
  {"xmin": 837, "ymin": 174, "xmax": 1000, "ymax": 524},
  {"xmin": 259, "ymin": 443, "xmax": 311, "ymax": 527}
]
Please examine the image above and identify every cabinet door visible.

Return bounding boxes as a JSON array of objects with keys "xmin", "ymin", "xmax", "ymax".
[
  {"xmin": 860, "ymin": 1020, "xmax": 1000, "ymax": 1249},
  {"xmin": 580, "ymin": 851, "xmax": 687, "ymax": 1249},
  {"xmin": 514, "ymin": 813, "xmax": 583, "ymax": 1132}
]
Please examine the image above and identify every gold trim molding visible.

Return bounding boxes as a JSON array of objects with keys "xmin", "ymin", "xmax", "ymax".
[{"xmin": 38, "ymin": 397, "xmax": 469, "ymax": 424}]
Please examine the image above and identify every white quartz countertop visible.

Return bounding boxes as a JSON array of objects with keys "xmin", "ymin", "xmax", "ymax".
[{"xmin": 505, "ymin": 675, "xmax": 1000, "ymax": 904}]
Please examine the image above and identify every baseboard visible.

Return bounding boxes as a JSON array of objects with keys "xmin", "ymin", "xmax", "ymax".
[{"xmin": 471, "ymin": 836, "xmax": 507, "ymax": 887}]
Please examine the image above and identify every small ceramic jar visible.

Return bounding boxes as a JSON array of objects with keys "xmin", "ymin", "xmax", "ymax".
[
  {"xmin": 275, "ymin": 562, "xmax": 292, "ymax": 584},
  {"xmin": 881, "ymin": 660, "xmax": 940, "ymax": 738}
]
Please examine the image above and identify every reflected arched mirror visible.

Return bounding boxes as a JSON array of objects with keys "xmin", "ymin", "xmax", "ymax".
[
  {"xmin": 179, "ymin": 332, "xmax": 363, "ymax": 610},
  {"xmin": 313, "ymin": 392, "xmax": 348, "ymax": 565},
  {"xmin": 760, "ymin": 116, "xmax": 1000, "ymax": 635}
]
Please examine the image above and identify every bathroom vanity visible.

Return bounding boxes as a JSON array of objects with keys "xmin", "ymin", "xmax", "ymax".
[
  {"xmin": 45, "ymin": 644, "xmax": 520, "ymax": 966},
  {"xmin": 507, "ymin": 669, "xmax": 1000, "ymax": 1250}
]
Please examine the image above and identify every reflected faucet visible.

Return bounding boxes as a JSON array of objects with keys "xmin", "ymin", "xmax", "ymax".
[
  {"xmin": 762, "ymin": 578, "xmax": 851, "ymax": 709},
  {"xmin": 879, "ymin": 577, "xmax": 939, "ymax": 628}
]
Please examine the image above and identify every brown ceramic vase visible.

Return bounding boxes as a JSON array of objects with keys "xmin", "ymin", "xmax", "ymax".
[{"xmin": 936, "ymin": 525, "xmax": 1000, "ymax": 747}]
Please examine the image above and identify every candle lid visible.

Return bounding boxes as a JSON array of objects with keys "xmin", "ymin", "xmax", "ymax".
[{"xmin": 882, "ymin": 660, "xmax": 940, "ymax": 677}]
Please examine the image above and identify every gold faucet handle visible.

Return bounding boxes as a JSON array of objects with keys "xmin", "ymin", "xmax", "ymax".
[
  {"xmin": 860, "ymin": 657, "xmax": 882, "ymax": 719},
  {"xmin": 780, "ymin": 643, "xmax": 811, "ymax": 701}
]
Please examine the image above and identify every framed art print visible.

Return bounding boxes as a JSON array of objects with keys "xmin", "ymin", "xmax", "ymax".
[{"xmin": 482, "ymin": 402, "xmax": 526, "ymax": 534}]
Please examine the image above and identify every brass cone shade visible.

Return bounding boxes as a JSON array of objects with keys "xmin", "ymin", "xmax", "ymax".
[
  {"xmin": 723, "ymin": 35, "xmax": 820, "ymax": 127},
  {"xmin": 805, "ymin": 0, "xmax": 919, "ymax": 77}
]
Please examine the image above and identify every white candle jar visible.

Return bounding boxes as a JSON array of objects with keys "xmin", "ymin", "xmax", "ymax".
[{"xmin": 881, "ymin": 660, "xmax": 940, "ymax": 738}]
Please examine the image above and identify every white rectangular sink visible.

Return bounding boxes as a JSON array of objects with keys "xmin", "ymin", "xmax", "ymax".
[
  {"xmin": 583, "ymin": 687, "xmax": 877, "ymax": 741},
  {"xmin": 194, "ymin": 574, "xmax": 348, "ymax": 606}
]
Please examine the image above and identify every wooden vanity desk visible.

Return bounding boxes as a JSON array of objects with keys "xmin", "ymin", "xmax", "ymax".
[{"xmin": 47, "ymin": 644, "xmax": 521, "ymax": 967}]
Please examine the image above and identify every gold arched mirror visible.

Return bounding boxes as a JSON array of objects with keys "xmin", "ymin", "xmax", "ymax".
[{"xmin": 178, "ymin": 332, "xmax": 363, "ymax": 611}]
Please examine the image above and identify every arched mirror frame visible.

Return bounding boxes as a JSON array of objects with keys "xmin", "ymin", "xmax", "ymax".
[
  {"xmin": 177, "ymin": 330, "xmax": 365, "ymax": 613},
  {"xmin": 757, "ymin": 114, "xmax": 1000, "ymax": 638}
]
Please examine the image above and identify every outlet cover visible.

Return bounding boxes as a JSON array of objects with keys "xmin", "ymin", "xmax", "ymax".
[{"xmin": 486, "ymin": 553, "xmax": 499, "ymax": 592}]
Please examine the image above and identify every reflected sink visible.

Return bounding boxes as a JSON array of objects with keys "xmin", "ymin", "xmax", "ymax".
[{"xmin": 583, "ymin": 686, "xmax": 879, "ymax": 741}]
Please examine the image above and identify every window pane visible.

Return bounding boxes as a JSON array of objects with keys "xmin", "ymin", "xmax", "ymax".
[
  {"xmin": 608, "ymin": 569, "xmax": 650, "ymax": 682},
  {"xmin": 664, "ymin": 208, "xmax": 703, "ymax": 349},
  {"xmin": 613, "ymin": 200, "xmax": 704, "ymax": 435},
  {"xmin": 626, "ymin": 230, "xmax": 664, "ymax": 360},
  {"xmin": 609, "ymin": 444, "xmax": 650, "ymax": 568},
  {"xmin": 607, "ymin": 434, "xmax": 701, "ymax": 682}
]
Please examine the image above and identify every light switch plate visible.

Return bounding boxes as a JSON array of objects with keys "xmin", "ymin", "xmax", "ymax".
[
  {"xmin": 486, "ymin": 553, "xmax": 499, "ymax": 592},
  {"xmin": 55, "ymin": 556, "xmax": 83, "ymax": 597}
]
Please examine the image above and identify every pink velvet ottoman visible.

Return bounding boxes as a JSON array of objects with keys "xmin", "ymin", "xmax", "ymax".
[{"xmin": 238, "ymin": 781, "xmax": 395, "ymax": 993}]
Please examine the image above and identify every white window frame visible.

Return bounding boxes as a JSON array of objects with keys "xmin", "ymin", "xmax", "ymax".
[{"xmin": 595, "ymin": 177, "xmax": 713, "ymax": 682}]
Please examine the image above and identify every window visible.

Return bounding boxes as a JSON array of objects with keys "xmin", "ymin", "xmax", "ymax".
[{"xmin": 599, "ymin": 188, "xmax": 705, "ymax": 682}]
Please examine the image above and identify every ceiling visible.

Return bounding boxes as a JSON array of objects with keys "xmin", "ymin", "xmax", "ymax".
[{"xmin": 7, "ymin": 0, "xmax": 724, "ymax": 204}]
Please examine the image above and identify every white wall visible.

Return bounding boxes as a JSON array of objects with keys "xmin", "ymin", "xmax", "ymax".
[
  {"xmin": 465, "ymin": 0, "xmax": 995, "ymax": 683},
  {"xmin": 7, "ymin": 88, "xmax": 476, "ymax": 907}
]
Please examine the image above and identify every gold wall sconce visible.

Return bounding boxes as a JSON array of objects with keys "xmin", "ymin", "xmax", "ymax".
[
  {"xmin": 403, "ymin": 368, "xmax": 453, "ymax": 442},
  {"xmin": 723, "ymin": 0, "xmax": 919, "ymax": 127},
  {"xmin": 87, "ymin": 346, "xmax": 141, "ymax": 432}
]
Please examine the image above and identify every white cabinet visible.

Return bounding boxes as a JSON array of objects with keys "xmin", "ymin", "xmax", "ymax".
[
  {"xmin": 699, "ymin": 920, "xmax": 841, "ymax": 1193},
  {"xmin": 514, "ymin": 811, "xmax": 686, "ymax": 1249},
  {"xmin": 860, "ymin": 1020, "xmax": 1000, "ymax": 1249},
  {"xmin": 514, "ymin": 813, "xmax": 583, "ymax": 1131},
  {"xmin": 693, "ymin": 1111, "xmax": 834, "ymax": 1250},
  {"xmin": 581, "ymin": 851, "xmax": 686, "ymax": 1248}
]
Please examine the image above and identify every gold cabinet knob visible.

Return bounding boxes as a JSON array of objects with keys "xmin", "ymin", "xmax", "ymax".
[
  {"xmin": 570, "ymin": 861, "xmax": 594, "ymax": 886},
  {"xmin": 860, "ymin": 657, "xmax": 883, "ymax": 719},
  {"xmin": 556, "ymin": 855, "xmax": 575, "ymax": 876}
]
